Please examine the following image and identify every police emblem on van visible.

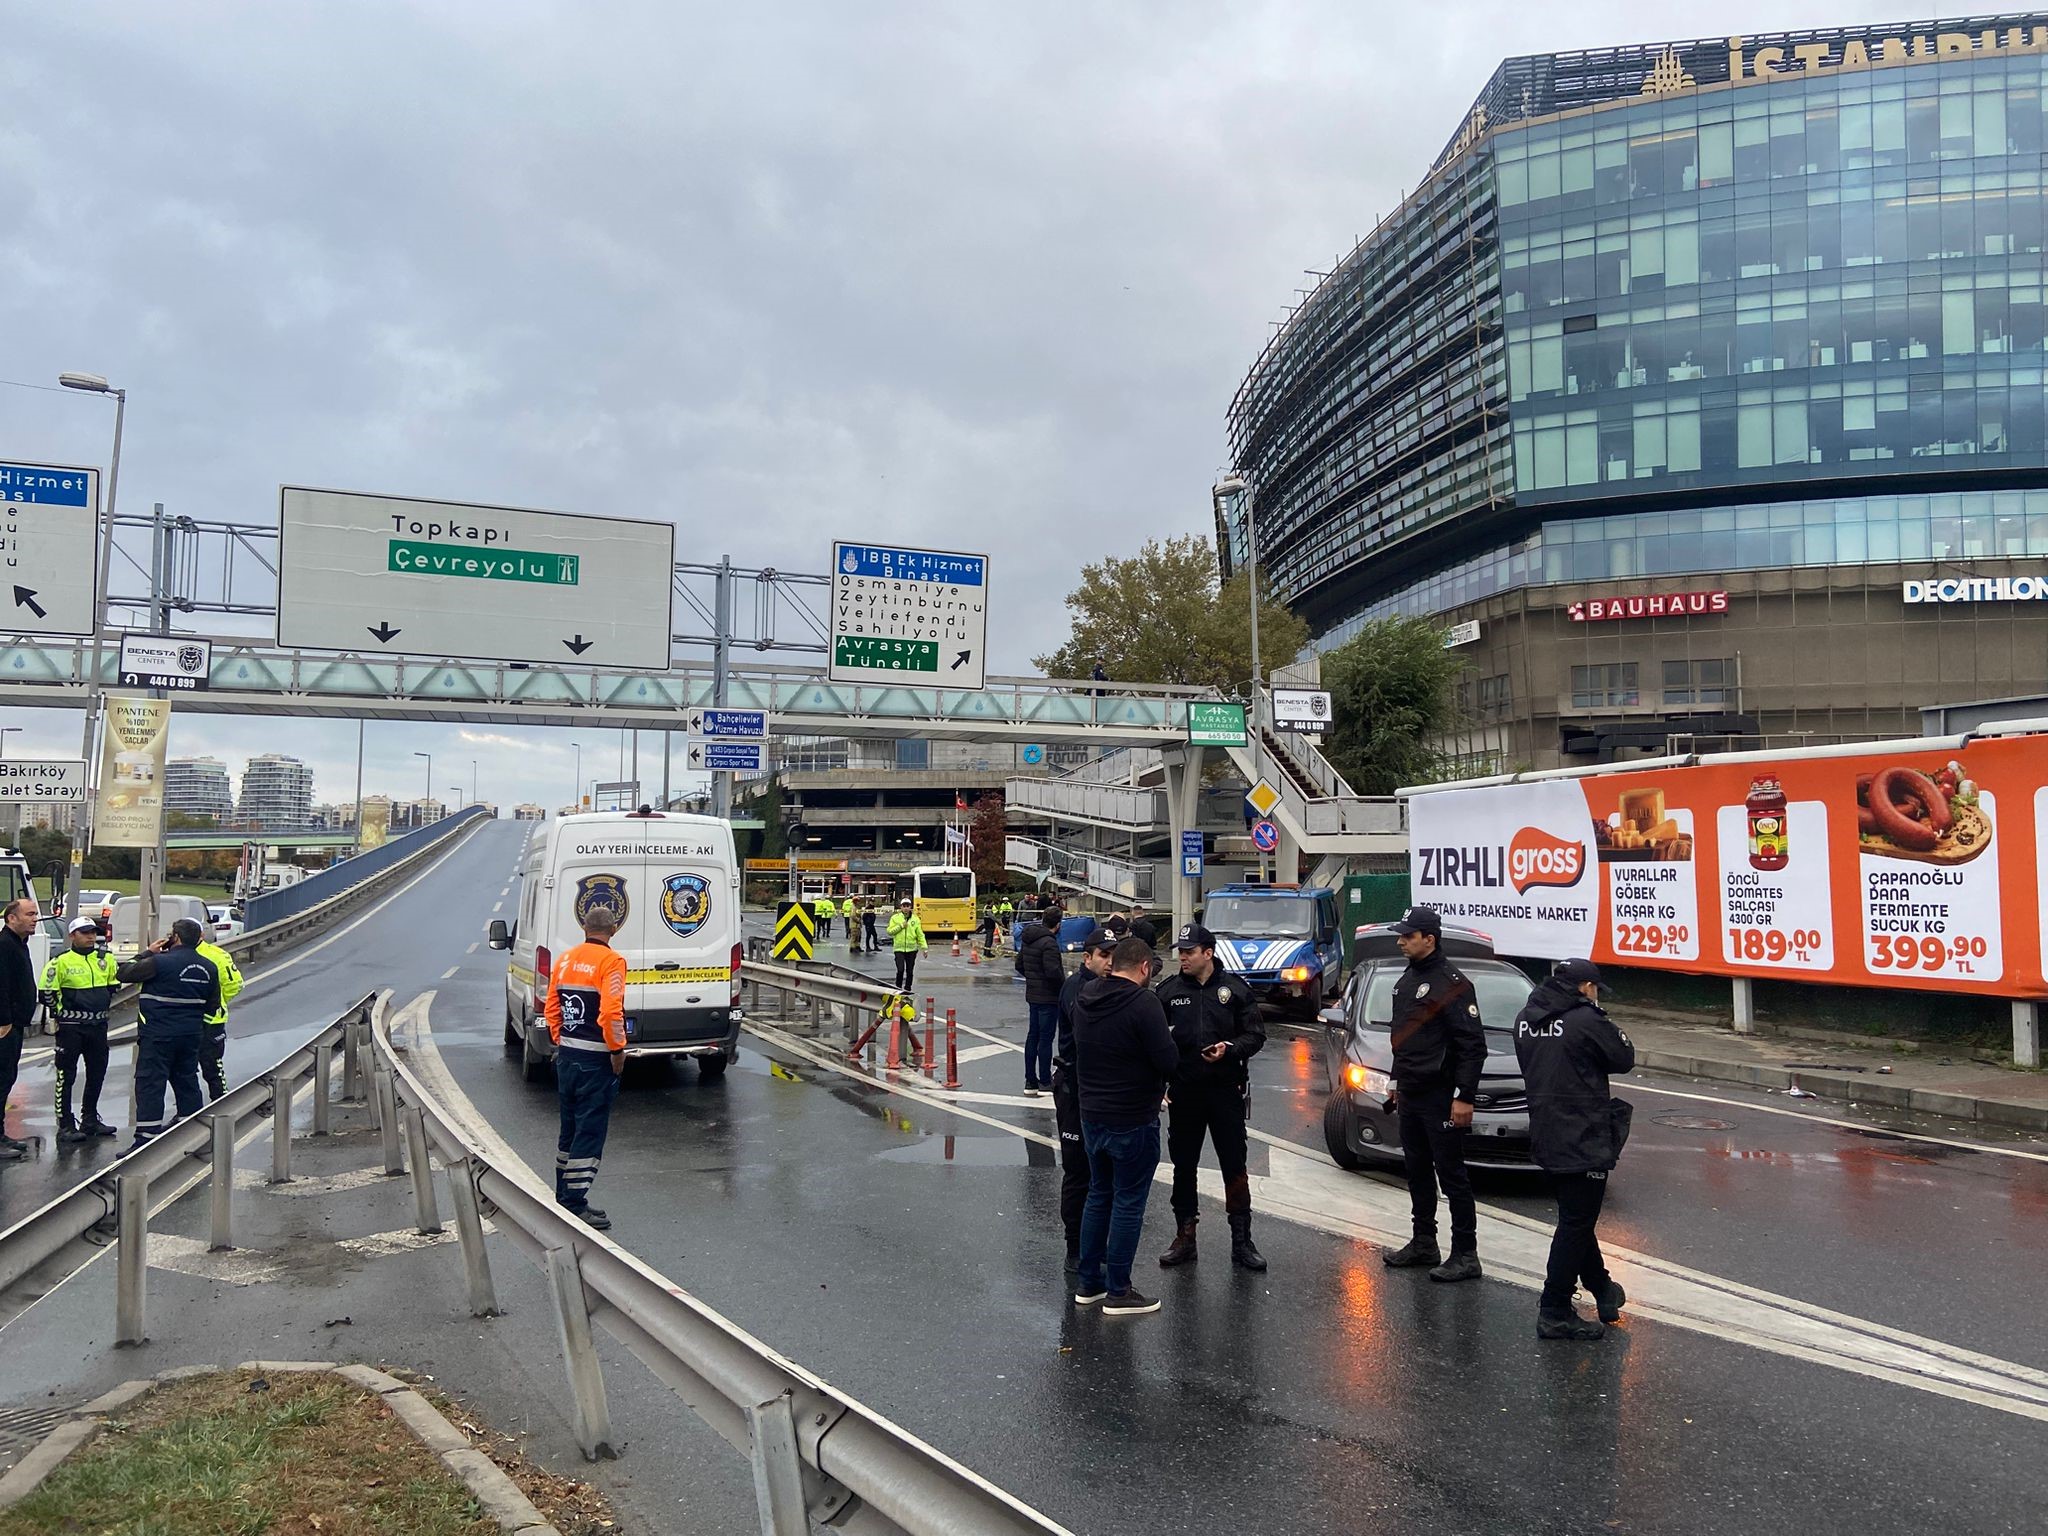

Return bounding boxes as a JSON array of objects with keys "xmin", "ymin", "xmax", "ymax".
[
  {"xmin": 574, "ymin": 873, "xmax": 629, "ymax": 927},
  {"xmin": 660, "ymin": 873, "xmax": 711, "ymax": 937}
]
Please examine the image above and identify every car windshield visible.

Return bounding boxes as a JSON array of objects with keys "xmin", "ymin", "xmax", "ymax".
[
  {"xmin": 1205, "ymin": 896, "xmax": 1314, "ymax": 938},
  {"xmin": 1359, "ymin": 962, "xmax": 1532, "ymax": 1034}
]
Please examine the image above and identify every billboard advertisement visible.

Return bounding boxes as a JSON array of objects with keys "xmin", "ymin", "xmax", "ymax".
[
  {"xmin": 1406, "ymin": 733, "xmax": 2044, "ymax": 998},
  {"xmin": 359, "ymin": 798, "xmax": 391, "ymax": 851},
  {"xmin": 94, "ymin": 695, "xmax": 171, "ymax": 849}
]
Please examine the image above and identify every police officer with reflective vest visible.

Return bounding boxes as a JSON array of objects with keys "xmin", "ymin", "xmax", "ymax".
[
  {"xmin": 1381, "ymin": 907, "xmax": 1487, "ymax": 1283},
  {"xmin": 195, "ymin": 936, "xmax": 245, "ymax": 1101},
  {"xmin": 546, "ymin": 902, "xmax": 628, "ymax": 1231},
  {"xmin": 116, "ymin": 918, "xmax": 222, "ymax": 1149},
  {"xmin": 1156, "ymin": 923, "xmax": 1268, "ymax": 1271},
  {"xmin": 43, "ymin": 916, "xmax": 120, "ymax": 1142}
]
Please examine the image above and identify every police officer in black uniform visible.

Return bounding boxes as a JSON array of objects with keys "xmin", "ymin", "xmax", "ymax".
[
  {"xmin": 1156, "ymin": 922, "xmax": 1268, "ymax": 1271},
  {"xmin": 116, "ymin": 917, "xmax": 221, "ymax": 1149},
  {"xmin": 1382, "ymin": 906, "xmax": 1487, "ymax": 1282},
  {"xmin": 1514, "ymin": 957, "xmax": 1635, "ymax": 1339}
]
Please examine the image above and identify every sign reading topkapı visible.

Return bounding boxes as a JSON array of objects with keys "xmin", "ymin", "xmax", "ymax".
[
  {"xmin": 277, "ymin": 486, "xmax": 676, "ymax": 669},
  {"xmin": 828, "ymin": 542, "xmax": 989, "ymax": 691}
]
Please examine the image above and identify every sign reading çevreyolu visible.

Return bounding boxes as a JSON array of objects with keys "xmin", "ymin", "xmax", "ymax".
[{"xmin": 1405, "ymin": 731, "xmax": 2046, "ymax": 998}]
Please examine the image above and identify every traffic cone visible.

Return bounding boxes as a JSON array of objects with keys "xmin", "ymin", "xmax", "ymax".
[
  {"xmin": 951, "ymin": 934, "xmax": 961, "ymax": 957},
  {"xmin": 969, "ymin": 942, "xmax": 981, "ymax": 965}
]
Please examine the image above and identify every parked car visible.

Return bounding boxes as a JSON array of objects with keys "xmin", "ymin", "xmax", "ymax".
[
  {"xmin": 207, "ymin": 904, "xmax": 245, "ymax": 942},
  {"xmin": 74, "ymin": 889, "xmax": 118, "ymax": 930},
  {"xmin": 1320, "ymin": 921, "xmax": 1541, "ymax": 1173}
]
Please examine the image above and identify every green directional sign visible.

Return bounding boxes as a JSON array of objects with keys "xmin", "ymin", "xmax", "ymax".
[
  {"xmin": 834, "ymin": 636, "xmax": 939, "ymax": 673},
  {"xmin": 388, "ymin": 540, "xmax": 579, "ymax": 585},
  {"xmin": 1187, "ymin": 702, "xmax": 1248, "ymax": 747}
]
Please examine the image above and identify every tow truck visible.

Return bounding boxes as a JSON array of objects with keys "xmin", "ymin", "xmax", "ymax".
[{"xmin": 1200, "ymin": 882, "xmax": 1344, "ymax": 1018}]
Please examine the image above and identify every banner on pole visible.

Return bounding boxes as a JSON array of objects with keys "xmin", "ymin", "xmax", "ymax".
[{"xmin": 95, "ymin": 694, "xmax": 171, "ymax": 849}]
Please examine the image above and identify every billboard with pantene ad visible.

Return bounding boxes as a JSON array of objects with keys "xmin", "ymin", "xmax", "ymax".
[{"xmin": 1404, "ymin": 732, "xmax": 2045, "ymax": 998}]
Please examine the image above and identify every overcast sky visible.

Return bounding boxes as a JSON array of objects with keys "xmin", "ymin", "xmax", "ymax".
[{"xmin": 1, "ymin": 1, "xmax": 1917, "ymax": 811}]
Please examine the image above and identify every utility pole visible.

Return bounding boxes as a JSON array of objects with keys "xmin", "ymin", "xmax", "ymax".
[
  {"xmin": 137, "ymin": 503, "xmax": 171, "ymax": 945},
  {"xmin": 61, "ymin": 375, "xmax": 125, "ymax": 925},
  {"xmin": 710, "ymin": 556, "xmax": 734, "ymax": 820}
]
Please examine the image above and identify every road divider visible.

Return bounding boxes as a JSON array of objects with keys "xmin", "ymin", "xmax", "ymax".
[{"xmin": 377, "ymin": 993, "xmax": 1071, "ymax": 1536}]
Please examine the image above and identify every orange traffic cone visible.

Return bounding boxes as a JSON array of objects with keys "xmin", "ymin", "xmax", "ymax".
[
  {"xmin": 951, "ymin": 934, "xmax": 961, "ymax": 957},
  {"xmin": 969, "ymin": 941, "xmax": 981, "ymax": 965}
]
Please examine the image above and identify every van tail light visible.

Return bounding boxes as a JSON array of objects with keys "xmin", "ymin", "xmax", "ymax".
[
  {"xmin": 730, "ymin": 941, "xmax": 744, "ymax": 1004},
  {"xmin": 535, "ymin": 944, "xmax": 552, "ymax": 1002}
]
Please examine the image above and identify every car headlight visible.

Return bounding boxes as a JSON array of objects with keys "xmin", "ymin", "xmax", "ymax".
[{"xmin": 1343, "ymin": 1063, "xmax": 1393, "ymax": 1096}]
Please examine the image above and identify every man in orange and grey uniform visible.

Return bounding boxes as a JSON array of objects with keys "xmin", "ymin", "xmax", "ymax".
[{"xmin": 545, "ymin": 903, "xmax": 629, "ymax": 1231}]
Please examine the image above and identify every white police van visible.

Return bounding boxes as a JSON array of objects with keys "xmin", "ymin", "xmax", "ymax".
[{"xmin": 489, "ymin": 810, "xmax": 742, "ymax": 1082}]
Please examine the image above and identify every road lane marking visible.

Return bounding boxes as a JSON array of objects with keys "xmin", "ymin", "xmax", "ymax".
[
  {"xmin": 1619, "ymin": 1079, "xmax": 2048, "ymax": 1165},
  {"xmin": 741, "ymin": 1016, "xmax": 2048, "ymax": 1424},
  {"xmin": 441, "ymin": 966, "xmax": 460, "ymax": 980},
  {"xmin": 955, "ymin": 1043, "xmax": 1012, "ymax": 1064},
  {"xmin": 492, "ymin": 902, "xmax": 503, "ymax": 913},
  {"xmin": 466, "ymin": 943, "xmax": 479, "ymax": 954}
]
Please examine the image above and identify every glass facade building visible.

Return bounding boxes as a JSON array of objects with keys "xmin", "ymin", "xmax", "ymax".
[{"xmin": 1223, "ymin": 18, "xmax": 2048, "ymax": 652}]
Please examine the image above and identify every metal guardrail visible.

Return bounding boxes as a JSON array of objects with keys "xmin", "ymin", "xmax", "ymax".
[
  {"xmin": 370, "ymin": 996, "xmax": 1068, "ymax": 1535},
  {"xmin": 1003, "ymin": 836, "xmax": 1160, "ymax": 902},
  {"xmin": 1004, "ymin": 773, "xmax": 1165, "ymax": 830},
  {"xmin": 244, "ymin": 805, "xmax": 491, "ymax": 928},
  {"xmin": 0, "ymin": 994, "xmax": 373, "ymax": 1337}
]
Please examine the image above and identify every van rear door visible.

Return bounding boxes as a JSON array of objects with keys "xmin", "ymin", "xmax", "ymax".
[{"xmin": 627, "ymin": 822, "xmax": 739, "ymax": 1046}]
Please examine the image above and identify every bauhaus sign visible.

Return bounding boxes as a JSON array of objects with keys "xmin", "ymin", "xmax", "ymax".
[{"xmin": 1568, "ymin": 589, "xmax": 1728, "ymax": 622}]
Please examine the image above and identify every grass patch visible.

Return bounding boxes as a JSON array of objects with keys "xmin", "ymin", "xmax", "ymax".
[
  {"xmin": 0, "ymin": 1370, "xmax": 494, "ymax": 1536},
  {"xmin": 87, "ymin": 878, "xmax": 230, "ymax": 902}
]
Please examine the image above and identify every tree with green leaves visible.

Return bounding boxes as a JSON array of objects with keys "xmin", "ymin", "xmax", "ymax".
[
  {"xmin": 1034, "ymin": 534, "xmax": 1309, "ymax": 696},
  {"xmin": 1320, "ymin": 616, "xmax": 1468, "ymax": 796},
  {"xmin": 967, "ymin": 793, "xmax": 1009, "ymax": 891}
]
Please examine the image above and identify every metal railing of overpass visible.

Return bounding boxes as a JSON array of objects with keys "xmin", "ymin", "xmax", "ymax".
[
  {"xmin": 166, "ymin": 828, "xmax": 360, "ymax": 850},
  {"xmin": 0, "ymin": 638, "xmax": 1219, "ymax": 746},
  {"xmin": 242, "ymin": 806, "xmax": 490, "ymax": 928},
  {"xmin": 1004, "ymin": 835, "xmax": 1161, "ymax": 903}
]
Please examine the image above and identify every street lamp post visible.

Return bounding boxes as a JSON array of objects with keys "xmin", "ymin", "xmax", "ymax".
[
  {"xmin": 571, "ymin": 742, "xmax": 583, "ymax": 812},
  {"xmin": 58, "ymin": 372, "xmax": 126, "ymax": 922},
  {"xmin": 0, "ymin": 727, "xmax": 19, "ymax": 848},
  {"xmin": 1214, "ymin": 472, "xmax": 1270, "ymax": 878},
  {"xmin": 414, "ymin": 751, "xmax": 431, "ymax": 824},
  {"xmin": 449, "ymin": 785, "xmax": 463, "ymax": 811},
  {"xmin": 470, "ymin": 758, "xmax": 477, "ymax": 809}
]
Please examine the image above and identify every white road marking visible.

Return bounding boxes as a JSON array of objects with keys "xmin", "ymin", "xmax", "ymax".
[
  {"xmin": 1620, "ymin": 1079, "xmax": 2048, "ymax": 1165},
  {"xmin": 954, "ymin": 1043, "xmax": 1012, "ymax": 1064},
  {"xmin": 232, "ymin": 1165, "xmax": 394, "ymax": 1197},
  {"xmin": 492, "ymin": 902, "xmax": 503, "ymax": 914},
  {"xmin": 441, "ymin": 966, "xmax": 460, "ymax": 980},
  {"xmin": 742, "ymin": 1017, "xmax": 2048, "ymax": 1424},
  {"xmin": 147, "ymin": 1233, "xmax": 285, "ymax": 1286},
  {"xmin": 466, "ymin": 943, "xmax": 479, "ymax": 954}
]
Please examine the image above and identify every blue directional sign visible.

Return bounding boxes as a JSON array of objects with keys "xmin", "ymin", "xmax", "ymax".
[
  {"xmin": 687, "ymin": 738, "xmax": 769, "ymax": 772},
  {"xmin": 1180, "ymin": 830, "xmax": 1204, "ymax": 860},
  {"xmin": 1251, "ymin": 819, "xmax": 1280, "ymax": 853},
  {"xmin": 688, "ymin": 707, "xmax": 766, "ymax": 738}
]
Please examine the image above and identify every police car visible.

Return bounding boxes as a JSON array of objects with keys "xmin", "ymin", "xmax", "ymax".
[
  {"xmin": 1319, "ymin": 921, "xmax": 1539, "ymax": 1173},
  {"xmin": 1201, "ymin": 883, "xmax": 1343, "ymax": 1019}
]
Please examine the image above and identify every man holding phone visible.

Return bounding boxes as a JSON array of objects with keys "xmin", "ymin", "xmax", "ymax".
[{"xmin": 116, "ymin": 918, "xmax": 221, "ymax": 1148}]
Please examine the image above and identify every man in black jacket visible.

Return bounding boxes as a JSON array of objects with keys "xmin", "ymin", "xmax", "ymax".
[
  {"xmin": 1156, "ymin": 923, "xmax": 1268, "ymax": 1270},
  {"xmin": 1015, "ymin": 910, "xmax": 1065, "ymax": 1094},
  {"xmin": 1514, "ymin": 957, "xmax": 1635, "ymax": 1340},
  {"xmin": 0, "ymin": 898, "xmax": 41, "ymax": 1159},
  {"xmin": 1382, "ymin": 906, "xmax": 1487, "ymax": 1282},
  {"xmin": 117, "ymin": 918, "xmax": 222, "ymax": 1148},
  {"xmin": 1052, "ymin": 925, "xmax": 1117, "ymax": 1274},
  {"xmin": 1072, "ymin": 937, "xmax": 1178, "ymax": 1317}
]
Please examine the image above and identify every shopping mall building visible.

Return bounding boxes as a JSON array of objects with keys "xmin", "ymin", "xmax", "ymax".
[{"xmin": 1221, "ymin": 17, "xmax": 2048, "ymax": 770}]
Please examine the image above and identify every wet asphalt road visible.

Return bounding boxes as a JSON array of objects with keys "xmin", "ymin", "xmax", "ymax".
[
  {"xmin": 410, "ymin": 844, "xmax": 2044, "ymax": 1536},
  {"xmin": 12, "ymin": 822, "xmax": 2042, "ymax": 1532}
]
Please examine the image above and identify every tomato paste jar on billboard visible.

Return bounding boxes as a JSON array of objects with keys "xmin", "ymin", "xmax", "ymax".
[{"xmin": 1746, "ymin": 776, "xmax": 1789, "ymax": 872}]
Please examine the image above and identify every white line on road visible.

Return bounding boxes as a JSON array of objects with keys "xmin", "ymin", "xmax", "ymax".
[
  {"xmin": 441, "ymin": 966, "xmax": 460, "ymax": 980},
  {"xmin": 1620, "ymin": 1079, "xmax": 2048, "ymax": 1164},
  {"xmin": 492, "ymin": 901, "xmax": 503, "ymax": 913},
  {"xmin": 742, "ymin": 1016, "xmax": 2048, "ymax": 1425},
  {"xmin": 466, "ymin": 943, "xmax": 478, "ymax": 954}
]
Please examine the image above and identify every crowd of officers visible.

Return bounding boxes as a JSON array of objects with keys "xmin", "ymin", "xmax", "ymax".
[
  {"xmin": 1045, "ymin": 899, "xmax": 1633, "ymax": 1339},
  {"xmin": 0, "ymin": 897, "xmax": 244, "ymax": 1158}
]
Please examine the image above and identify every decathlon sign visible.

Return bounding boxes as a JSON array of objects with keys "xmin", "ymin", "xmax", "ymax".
[{"xmin": 1903, "ymin": 575, "xmax": 2048, "ymax": 605}]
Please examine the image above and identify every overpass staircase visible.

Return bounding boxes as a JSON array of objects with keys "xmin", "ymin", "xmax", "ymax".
[{"xmin": 1216, "ymin": 696, "xmax": 1407, "ymax": 878}]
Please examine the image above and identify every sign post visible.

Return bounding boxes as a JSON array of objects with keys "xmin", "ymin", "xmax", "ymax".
[
  {"xmin": 276, "ymin": 486, "xmax": 676, "ymax": 668},
  {"xmin": 687, "ymin": 739, "xmax": 768, "ymax": 774},
  {"xmin": 0, "ymin": 461, "xmax": 101, "ymax": 637},
  {"xmin": 827, "ymin": 542, "xmax": 989, "ymax": 691}
]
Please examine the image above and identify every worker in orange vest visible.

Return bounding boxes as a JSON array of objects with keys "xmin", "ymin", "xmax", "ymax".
[{"xmin": 546, "ymin": 903, "xmax": 629, "ymax": 1231}]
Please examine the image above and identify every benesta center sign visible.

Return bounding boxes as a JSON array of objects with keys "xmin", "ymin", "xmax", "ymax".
[{"xmin": 1904, "ymin": 575, "xmax": 2048, "ymax": 604}]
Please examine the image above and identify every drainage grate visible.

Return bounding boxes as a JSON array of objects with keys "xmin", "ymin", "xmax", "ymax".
[
  {"xmin": 0, "ymin": 1402, "xmax": 77, "ymax": 1460},
  {"xmin": 1654, "ymin": 1114, "xmax": 1735, "ymax": 1131}
]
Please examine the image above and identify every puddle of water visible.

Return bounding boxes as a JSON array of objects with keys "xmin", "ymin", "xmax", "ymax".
[
  {"xmin": 1654, "ymin": 1114, "xmax": 1735, "ymax": 1131},
  {"xmin": 875, "ymin": 1134, "xmax": 1027, "ymax": 1166}
]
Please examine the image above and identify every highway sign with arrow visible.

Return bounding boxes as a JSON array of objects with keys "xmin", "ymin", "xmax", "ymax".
[
  {"xmin": 827, "ymin": 541, "xmax": 988, "ymax": 691},
  {"xmin": 0, "ymin": 461, "xmax": 100, "ymax": 638},
  {"xmin": 276, "ymin": 485, "xmax": 675, "ymax": 668},
  {"xmin": 686, "ymin": 738, "xmax": 767, "ymax": 773},
  {"xmin": 686, "ymin": 708, "xmax": 766, "ymax": 738}
]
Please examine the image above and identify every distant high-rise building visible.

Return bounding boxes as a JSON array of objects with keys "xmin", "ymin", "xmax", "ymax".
[
  {"xmin": 165, "ymin": 757, "xmax": 234, "ymax": 823},
  {"xmin": 237, "ymin": 754, "xmax": 314, "ymax": 828},
  {"xmin": 392, "ymin": 797, "xmax": 446, "ymax": 830}
]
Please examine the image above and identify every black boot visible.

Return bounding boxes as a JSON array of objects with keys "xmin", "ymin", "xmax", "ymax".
[
  {"xmin": 1158, "ymin": 1218, "xmax": 1198, "ymax": 1267},
  {"xmin": 1592, "ymin": 1279, "xmax": 1626, "ymax": 1323},
  {"xmin": 57, "ymin": 1118, "xmax": 87, "ymax": 1145},
  {"xmin": 1228, "ymin": 1212, "xmax": 1267, "ymax": 1271},
  {"xmin": 1537, "ymin": 1309, "xmax": 1605, "ymax": 1340},
  {"xmin": 1063, "ymin": 1240, "xmax": 1080, "ymax": 1279},
  {"xmin": 1430, "ymin": 1249, "xmax": 1483, "ymax": 1283},
  {"xmin": 1382, "ymin": 1235, "xmax": 1442, "ymax": 1269}
]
